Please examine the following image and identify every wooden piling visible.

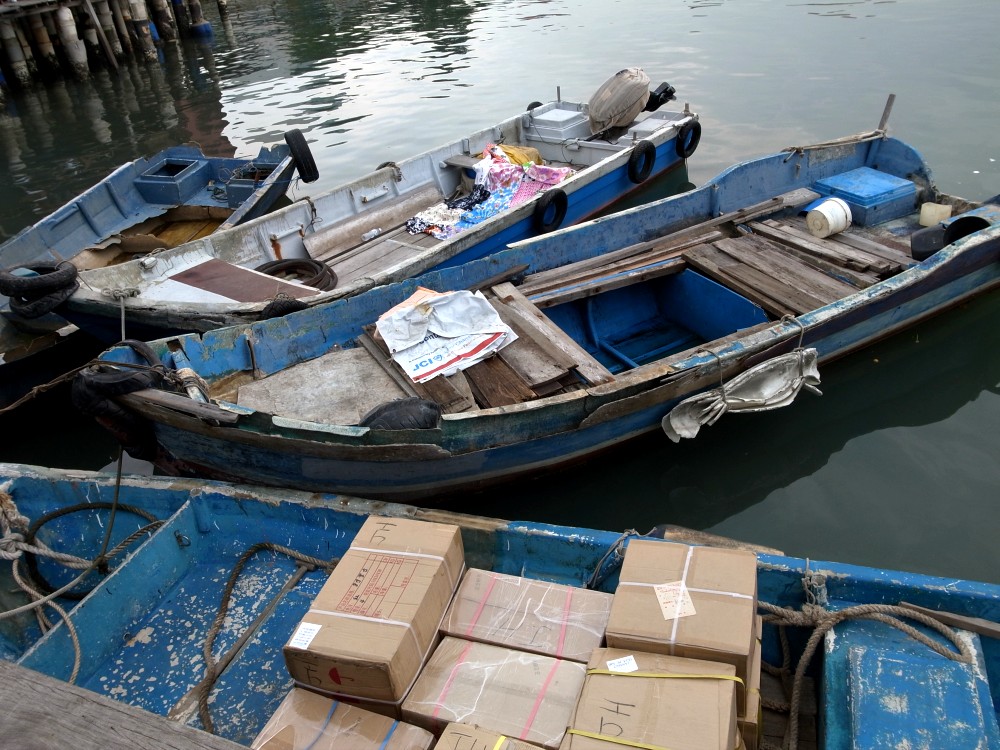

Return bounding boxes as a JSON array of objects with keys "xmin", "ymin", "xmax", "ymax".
[
  {"xmin": 149, "ymin": 0, "xmax": 177, "ymax": 41},
  {"xmin": 110, "ymin": 0, "xmax": 135, "ymax": 57},
  {"xmin": 54, "ymin": 6, "xmax": 90, "ymax": 78},
  {"xmin": 27, "ymin": 14, "xmax": 61, "ymax": 75},
  {"xmin": 128, "ymin": 0, "xmax": 159, "ymax": 61},
  {"xmin": 0, "ymin": 20, "xmax": 32, "ymax": 88},
  {"xmin": 186, "ymin": 0, "xmax": 212, "ymax": 38}
]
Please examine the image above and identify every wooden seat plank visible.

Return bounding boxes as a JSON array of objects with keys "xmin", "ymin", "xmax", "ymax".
[
  {"xmin": 490, "ymin": 282, "xmax": 615, "ymax": 386},
  {"xmin": 463, "ymin": 355, "xmax": 538, "ymax": 407},
  {"xmin": 752, "ymin": 219, "xmax": 896, "ymax": 276},
  {"xmin": 358, "ymin": 327, "xmax": 476, "ymax": 413},
  {"xmin": 713, "ymin": 235, "xmax": 857, "ymax": 304},
  {"xmin": 683, "ymin": 243, "xmax": 798, "ymax": 317},
  {"xmin": 519, "ymin": 230, "xmax": 723, "ymax": 295},
  {"xmin": 528, "ymin": 256, "xmax": 687, "ymax": 308}
]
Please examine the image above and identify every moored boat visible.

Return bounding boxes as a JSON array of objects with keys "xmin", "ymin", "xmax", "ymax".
[
  {"xmin": 55, "ymin": 69, "xmax": 698, "ymax": 344},
  {"xmin": 78, "ymin": 126, "xmax": 1000, "ymax": 499},
  {"xmin": 0, "ymin": 134, "xmax": 314, "ymax": 408},
  {"xmin": 1, "ymin": 463, "xmax": 998, "ymax": 748}
]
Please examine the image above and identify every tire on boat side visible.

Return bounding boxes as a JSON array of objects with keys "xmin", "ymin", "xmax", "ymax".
[
  {"xmin": 71, "ymin": 339, "xmax": 165, "ymax": 460},
  {"xmin": 360, "ymin": 397, "xmax": 442, "ymax": 430},
  {"xmin": 0, "ymin": 261, "xmax": 78, "ymax": 297},
  {"xmin": 627, "ymin": 139, "xmax": 656, "ymax": 183},
  {"xmin": 254, "ymin": 258, "xmax": 337, "ymax": 291},
  {"xmin": 526, "ymin": 101, "xmax": 543, "ymax": 111},
  {"xmin": 675, "ymin": 119, "xmax": 702, "ymax": 159},
  {"xmin": 533, "ymin": 188, "xmax": 568, "ymax": 234},
  {"xmin": 284, "ymin": 129, "xmax": 320, "ymax": 183},
  {"xmin": 7, "ymin": 279, "xmax": 79, "ymax": 318}
]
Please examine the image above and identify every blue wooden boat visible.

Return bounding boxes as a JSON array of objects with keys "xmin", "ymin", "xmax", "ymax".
[
  {"xmin": 0, "ymin": 133, "xmax": 314, "ymax": 408},
  {"xmin": 1, "ymin": 462, "xmax": 998, "ymax": 748},
  {"xmin": 80, "ymin": 129, "xmax": 1000, "ymax": 500},
  {"xmin": 56, "ymin": 70, "xmax": 697, "ymax": 344}
]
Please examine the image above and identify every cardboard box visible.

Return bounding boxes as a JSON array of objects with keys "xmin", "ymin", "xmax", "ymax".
[
  {"xmin": 252, "ymin": 687, "xmax": 434, "ymax": 750},
  {"xmin": 560, "ymin": 647, "xmax": 740, "ymax": 750},
  {"xmin": 606, "ymin": 540, "xmax": 757, "ymax": 692},
  {"xmin": 441, "ymin": 568, "xmax": 613, "ymax": 663},
  {"xmin": 402, "ymin": 636, "xmax": 586, "ymax": 748},
  {"xmin": 740, "ymin": 615, "xmax": 763, "ymax": 750},
  {"xmin": 435, "ymin": 722, "xmax": 542, "ymax": 750},
  {"xmin": 283, "ymin": 516, "xmax": 465, "ymax": 704}
]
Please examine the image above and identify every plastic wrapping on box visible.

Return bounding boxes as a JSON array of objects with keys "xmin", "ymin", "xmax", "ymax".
[
  {"xmin": 441, "ymin": 569, "xmax": 612, "ymax": 662},
  {"xmin": 252, "ymin": 688, "xmax": 434, "ymax": 750},
  {"xmin": 435, "ymin": 722, "xmax": 543, "ymax": 750},
  {"xmin": 560, "ymin": 648, "xmax": 740, "ymax": 750},
  {"xmin": 606, "ymin": 539, "xmax": 757, "ymax": 704},
  {"xmin": 402, "ymin": 636, "xmax": 586, "ymax": 749},
  {"xmin": 283, "ymin": 516, "xmax": 465, "ymax": 703}
]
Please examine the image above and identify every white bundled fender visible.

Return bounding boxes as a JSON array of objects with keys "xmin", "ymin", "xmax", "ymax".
[{"xmin": 662, "ymin": 348, "xmax": 822, "ymax": 442}]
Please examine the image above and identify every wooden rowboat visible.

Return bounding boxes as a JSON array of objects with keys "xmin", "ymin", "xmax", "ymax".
[
  {"xmin": 80, "ymin": 129, "xmax": 1000, "ymax": 499},
  {"xmin": 0, "ymin": 134, "xmax": 314, "ymax": 408},
  {"xmin": 1, "ymin": 463, "xmax": 998, "ymax": 748}
]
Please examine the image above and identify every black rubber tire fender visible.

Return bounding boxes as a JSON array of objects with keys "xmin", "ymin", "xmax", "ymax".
[
  {"xmin": 675, "ymin": 119, "xmax": 702, "ymax": 160},
  {"xmin": 533, "ymin": 188, "xmax": 569, "ymax": 234},
  {"xmin": 360, "ymin": 397, "xmax": 442, "ymax": 430},
  {"xmin": 7, "ymin": 280, "xmax": 79, "ymax": 319},
  {"xmin": 527, "ymin": 101, "xmax": 543, "ymax": 112},
  {"xmin": 284, "ymin": 129, "xmax": 320, "ymax": 184},
  {"xmin": 627, "ymin": 140, "xmax": 656, "ymax": 184},
  {"xmin": 0, "ymin": 261, "xmax": 78, "ymax": 297},
  {"xmin": 254, "ymin": 258, "xmax": 337, "ymax": 292},
  {"xmin": 72, "ymin": 339, "xmax": 164, "ymax": 398}
]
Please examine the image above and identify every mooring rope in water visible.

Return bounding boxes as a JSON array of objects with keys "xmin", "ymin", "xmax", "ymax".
[
  {"xmin": 757, "ymin": 598, "xmax": 973, "ymax": 750},
  {"xmin": 196, "ymin": 542, "xmax": 340, "ymax": 734}
]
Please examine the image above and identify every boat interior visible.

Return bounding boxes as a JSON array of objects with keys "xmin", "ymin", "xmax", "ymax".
[
  {"xmin": 284, "ymin": 103, "xmax": 686, "ymax": 290},
  {"xmin": 230, "ymin": 185, "xmax": 966, "ymax": 427}
]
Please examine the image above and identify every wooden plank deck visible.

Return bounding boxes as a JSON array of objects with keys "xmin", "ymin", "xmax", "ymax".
[{"xmin": 0, "ymin": 661, "xmax": 245, "ymax": 750}]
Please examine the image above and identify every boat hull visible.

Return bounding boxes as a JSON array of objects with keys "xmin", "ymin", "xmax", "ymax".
[
  {"xmin": 94, "ymin": 136, "xmax": 1000, "ymax": 500},
  {"xmin": 1, "ymin": 463, "xmax": 998, "ymax": 747}
]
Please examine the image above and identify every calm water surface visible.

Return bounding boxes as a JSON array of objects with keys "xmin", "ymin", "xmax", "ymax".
[{"xmin": 1, "ymin": 0, "xmax": 998, "ymax": 582}]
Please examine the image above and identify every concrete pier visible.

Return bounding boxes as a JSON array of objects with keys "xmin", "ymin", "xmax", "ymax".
[{"xmin": 0, "ymin": 0, "xmax": 214, "ymax": 88}]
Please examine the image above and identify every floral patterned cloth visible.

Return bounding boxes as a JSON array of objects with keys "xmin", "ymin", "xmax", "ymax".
[{"xmin": 406, "ymin": 143, "xmax": 574, "ymax": 240}]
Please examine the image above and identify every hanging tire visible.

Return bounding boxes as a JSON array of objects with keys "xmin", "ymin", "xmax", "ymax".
[
  {"xmin": 254, "ymin": 258, "xmax": 337, "ymax": 291},
  {"xmin": 7, "ymin": 279, "xmax": 79, "ymax": 318},
  {"xmin": 526, "ymin": 101, "xmax": 543, "ymax": 111},
  {"xmin": 675, "ymin": 119, "xmax": 702, "ymax": 159},
  {"xmin": 284, "ymin": 129, "xmax": 319, "ymax": 183},
  {"xmin": 533, "ymin": 188, "xmax": 568, "ymax": 234},
  {"xmin": 360, "ymin": 397, "xmax": 442, "ymax": 430},
  {"xmin": 0, "ymin": 261, "xmax": 78, "ymax": 297},
  {"xmin": 627, "ymin": 140, "xmax": 656, "ymax": 184}
]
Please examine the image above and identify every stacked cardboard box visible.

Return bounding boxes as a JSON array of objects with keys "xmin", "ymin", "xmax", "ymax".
[
  {"xmin": 605, "ymin": 540, "xmax": 757, "ymax": 711},
  {"xmin": 402, "ymin": 636, "xmax": 586, "ymax": 748},
  {"xmin": 440, "ymin": 568, "xmax": 613, "ymax": 663},
  {"xmin": 740, "ymin": 615, "xmax": 763, "ymax": 750},
  {"xmin": 560, "ymin": 647, "xmax": 741, "ymax": 750},
  {"xmin": 434, "ymin": 722, "xmax": 543, "ymax": 750},
  {"xmin": 252, "ymin": 687, "xmax": 434, "ymax": 750},
  {"xmin": 282, "ymin": 516, "xmax": 465, "ymax": 713}
]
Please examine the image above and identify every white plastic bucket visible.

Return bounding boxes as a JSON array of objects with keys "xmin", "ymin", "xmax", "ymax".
[{"xmin": 806, "ymin": 197, "xmax": 852, "ymax": 238}]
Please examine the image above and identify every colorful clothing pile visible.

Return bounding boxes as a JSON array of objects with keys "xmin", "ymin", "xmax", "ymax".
[{"xmin": 405, "ymin": 144, "xmax": 574, "ymax": 240}]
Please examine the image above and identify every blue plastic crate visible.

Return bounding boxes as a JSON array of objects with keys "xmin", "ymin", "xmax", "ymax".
[{"xmin": 813, "ymin": 167, "xmax": 917, "ymax": 226}]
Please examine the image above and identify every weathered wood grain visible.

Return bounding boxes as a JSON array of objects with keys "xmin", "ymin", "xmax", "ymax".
[{"xmin": 0, "ymin": 661, "xmax": 246, "ymax": 750}]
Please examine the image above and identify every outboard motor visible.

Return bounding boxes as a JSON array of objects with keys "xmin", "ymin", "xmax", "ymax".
[{"xmin": 644, "ymin": 81, "xmax": 677, "ymax": 112}]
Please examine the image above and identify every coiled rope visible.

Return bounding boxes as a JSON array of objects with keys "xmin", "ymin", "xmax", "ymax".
[{"xmin": 196, "ymin": 542, "xmax": 339, "ymax": 733}]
